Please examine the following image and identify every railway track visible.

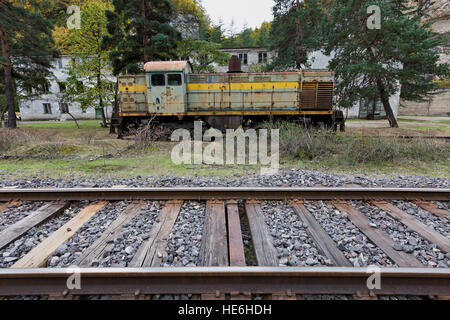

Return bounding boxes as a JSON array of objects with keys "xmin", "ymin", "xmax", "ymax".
[{"xmin": 0, "ymin": 187, "xmax": 448, "ymax": 300}]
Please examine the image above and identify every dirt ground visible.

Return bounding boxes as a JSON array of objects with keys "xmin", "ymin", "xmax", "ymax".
[{"xmin": 347, "ymin": 116, "xmax": 450, "ymax": 137}]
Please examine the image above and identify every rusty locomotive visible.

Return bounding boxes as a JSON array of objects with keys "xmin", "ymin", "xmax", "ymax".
[{"xmin": 117, "ymin": 58, "xmax": 344, "ymax": 137}]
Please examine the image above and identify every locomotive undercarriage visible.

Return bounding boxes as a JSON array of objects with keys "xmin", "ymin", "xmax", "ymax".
[{"xmin": 117, "ymin": 111, "xmax": 345, "ymax": 139}]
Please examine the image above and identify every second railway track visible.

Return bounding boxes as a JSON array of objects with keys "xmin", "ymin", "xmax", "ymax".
[{"xmin": 0, "ymin": 187, "xmax": 449, "ymax": 300}]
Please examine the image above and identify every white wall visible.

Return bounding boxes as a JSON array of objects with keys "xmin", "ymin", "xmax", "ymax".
[
  {"xmin": 307, "ymin": 50, "xmax": 400, "ymax": 119},
  {"xmin": 216, "ymin": 48, "xmax": 276, "ymax": 72},
  {"xmin": 19, "ymin": 56, "xmax": 114, "ymax": 121}
]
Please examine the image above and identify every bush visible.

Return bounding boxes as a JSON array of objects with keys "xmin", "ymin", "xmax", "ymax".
[
  {"xmin": 132, "ymin": 120, "xmax": 172, "ymax": 151},
  {"xmin": 0, "ymin": 129, "xmax": 34, "ymax": 153},
  {"xmin": 263, "ymin": 120, "xmax": 450, "ymax": 165},
  {"xmin": 263, "ymin": 121, "xmax": 339, "ymax": 159}
]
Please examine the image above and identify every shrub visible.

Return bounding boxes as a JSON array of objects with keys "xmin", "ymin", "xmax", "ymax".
[
  {"xmin": 132, "ymin": 120, "xmax": 172, "ymax": 151},
  {"xmin": 0, "ymin": 129, "xmax": 34, "ymax": 153},
  {"xmin": 263, "ymin": 120, "xmax": 449, "ymax": 165}
]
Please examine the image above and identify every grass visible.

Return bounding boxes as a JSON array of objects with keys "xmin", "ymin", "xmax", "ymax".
[
  {"xmin": 18, "ymin": 121, "xmax": 101, "ymax": 129},
  {"xmin": 435, "ymin": 78, "xmax": 450, "ymax": 89},
  {"xmin": 0, "ymin": 119, "xmax": 449, "ymax": 179}
]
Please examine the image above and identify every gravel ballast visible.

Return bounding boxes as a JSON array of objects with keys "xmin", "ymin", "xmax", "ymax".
[
  {"xmin": 352, "ymin": 201, "xmax": 450, "ymax": 268},
  {"xmin": 0, "ymin": 202, "xmax": 87, "ymax": 268},
  {"xmin": 49, "ymin": 201, "xmax": 129, "ymax": 268},
  {"xmin": 304, "ymin": 201, "xmax": 396, "ymax": 267},
  {"xmin": 0, "ymin": 201, "xmax": 45, "ymax": 233},
  {"xmin": 95, "ymin": 201, "xmax": 162, "ymax": 268},
  {"xmin": 392, "ymin": 201, "xmax": 449, "ymax": 238},
  {"xmin": 261, "ymin": 202, "xmax": 329, "ymax": 267},
  {"xmin": 162, "ymin": 201, "xmax": 206, "ymax": 267},
  {"xmin": 0, "ymin": 169, "xmax": 448, "ymax": 189}
]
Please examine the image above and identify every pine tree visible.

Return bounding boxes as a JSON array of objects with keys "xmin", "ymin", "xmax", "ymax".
[
  {"xmin": 270, "ymin": 0, "xmax": 327, "ymax": 70},
  {"xmin": 325, "ymin": 0, "xmax": 450, "ymax": 127},
  {"xmin": 0, "ymin": 0, "xmax": 56, "ymax": 128},
  {"xmin": 103, "ymin": 0, "xmax": 181, "ymax": 75}
]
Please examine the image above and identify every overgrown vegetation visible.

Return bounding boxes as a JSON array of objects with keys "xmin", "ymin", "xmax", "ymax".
[
  {"xmin": 264, "ymin": 121, "xmax": 450, "ymax": 166},
  {"xmin": 0, "ymin": 120, "xmax": 449, "ymax": 179},
  {"xmin": 0, "ymin": 129, "xmax": 34, "ymax": 153},
  {"xmin": 132, "ymin": 120, "xmax": 172, "ymax": 151}
]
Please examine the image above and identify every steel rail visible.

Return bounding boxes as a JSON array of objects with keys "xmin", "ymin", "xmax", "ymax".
[
  {"xmin": 0, "ymin": 267, "xmax": 449, "ymax": 296},
  {"xmin": 0, "ymin": 188, "xmax": 449, "ymax": 201}
]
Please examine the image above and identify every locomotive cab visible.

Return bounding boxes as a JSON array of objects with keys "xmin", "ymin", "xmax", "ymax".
[{"xmin": 143, "ymin": 61, "xmax": 193, "ymax": 114}]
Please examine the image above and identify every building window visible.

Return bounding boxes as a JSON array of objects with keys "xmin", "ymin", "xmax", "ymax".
[
  {"xmin": 258, "ymin": 52, "xmax": 268, "ymax": 64},
  {"xmin": 57, "ymin": 59, "xmax": 63, "ymax": 69},
  {"xmin": 59, "ymin": 103, "xmax": 69, "ymax": 114},
  {"xmin": 43, "ymin": 103, "xmax": 52, "ymax": 114},
  {"xmin": 151, "ymin": 74, "xmax": 165, "ymax": 86},
  {"xmin": 239, "ymin": 53, "xmax": 248, "ymax": 65},
  {"xmin": 168, "ymin": 74, "xmax": 182, "ymax": 86},
  {"xmin": 82, "ymin": 108, "xmax": 87, "ymax": 113}
]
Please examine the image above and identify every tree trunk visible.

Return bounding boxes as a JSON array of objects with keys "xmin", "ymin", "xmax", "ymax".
[
  {"xmin": 97, "ymin": 71, "xmax": 107, "ymax": 128},
  {"xmin": 141, "ymin": 0, "xmax": 148, "ymax": 62},
  {"xmin": 66, "ymin": 112, "xmax": 80, "ymax": 129},
  {"xmin": 294, "ymin": 0, "xmax": 302, "ymax": 69},
  {"xmin": 109, "ymin": 79, "xmax": 119, "ymax": 134},
  {"xmin": 0, "ymin": 27, "xmax": 16, "ymax": 129},
  {"xmin": 100, "ymin": 103, "xmax": 107, "ymax": 128},
  {"xmin": 376, "ymin": 78, "xmax": 399, "ymax": 128},
  {"xmin": 99, "ymin": 93, "xmax": 107, "ymax": 128}
]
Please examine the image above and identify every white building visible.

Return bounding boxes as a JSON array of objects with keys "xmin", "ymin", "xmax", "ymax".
[
  {"xmin": 19, "ymin": 56, "xmax": 114, "ymax": 121},
  {"xmin": 217, "ymin": 47, "xmax": 276, "ymax": 73},
  {"xmin": 307, "ymin": 51, "xmax": 400, "ymax": 119}
]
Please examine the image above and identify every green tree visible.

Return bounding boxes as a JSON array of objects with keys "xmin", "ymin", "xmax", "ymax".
[
  {"xmin": 103, "ymin": 0, "xmax": 181, "ymax": 75},
  {"xmin": 325, "ymin": 0, "xmax": 450, "ymax": 127},
  {"xmin": 176, "ymin": 39, "xmax": 229, "ymax": 73},
  {"xmin": 254, "ymin": 22, "xmax": 272, "ymax": 47},
  {"xmin": 235, "ymin": 26, "xmax": 256, "ymax": 48},
  {"xmin": 0, "ymin": 0, "xmax": 56, "ymax": 128},
  {"xmin": 63, "ymin": 0, "xmax": 114, "ymax": 127},
  {"xmin": 270, "ymin": 0, "xmax": 327, "ymax": 70}
]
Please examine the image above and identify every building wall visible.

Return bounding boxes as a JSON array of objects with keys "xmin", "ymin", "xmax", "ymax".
[
  {"xmin": 216, "ymin": 48, "xmax": 276, "ymax": 72},
  {"xmin": 308, "ymin": 51, "xmax": 400, "ymax": 119},
  {"xmin": 399, "ymin": 89, "xmax": 450, "ymax": 116},
  {"xmin": 400, "ymin": 1, "xmax": 449, "ymax": 116},
  {"xmin": 19, "ymin": 56, "xmax": 113, "ymax": 121}
]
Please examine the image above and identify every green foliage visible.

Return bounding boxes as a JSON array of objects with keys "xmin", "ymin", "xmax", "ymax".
[
  {"xmin": 103, "ymin": 0, "xmax": 181, "ymax": 75},
  {"xmin": 200, "ymin": 23, "xmax": 224, "ymax": 44},
  {"xmin": 62, "ymin": 0, "xmax": 114, "ymax": 117},
  {"xmin": 325, "ymin": 0, "xmax": 450, "ymax": 111},
  {"xmin": 269, "ymin": 0, "xmax": 327, "ymax": 70},
  {"xmin": 177, "ymin": 39, "xmax": 230, "ymax": 73},
  {"xmin": 0, "ymin": 1, "xmax": 57, "ymax": 100},
  {"xmin": 11, "ymin": 0, "xmax": 87, "ymax": 27}
]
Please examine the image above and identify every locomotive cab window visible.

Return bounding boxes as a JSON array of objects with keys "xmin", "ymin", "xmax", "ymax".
[
  {"xmin": 151, "ymin": 74, "xmax": 165, "ymax": 86},
  {"xmin": 168, "ymin": 74, "xmax": 182, "ymax": 86}
]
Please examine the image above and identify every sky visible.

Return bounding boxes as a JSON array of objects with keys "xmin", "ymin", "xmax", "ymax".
[{"xmin": 201, "ymin": 0, "xmax": 274, "ymax": 33}]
